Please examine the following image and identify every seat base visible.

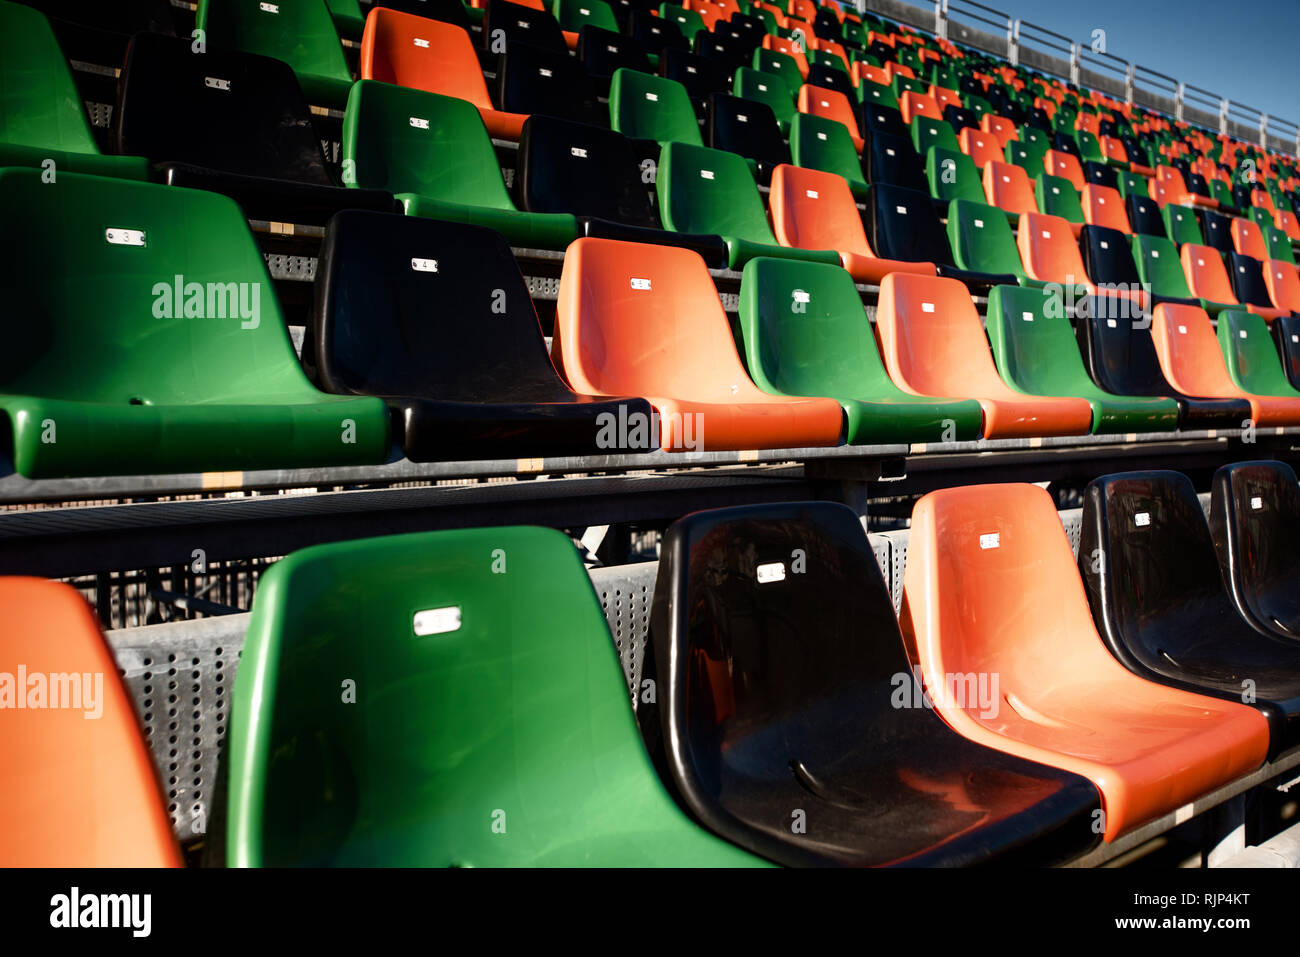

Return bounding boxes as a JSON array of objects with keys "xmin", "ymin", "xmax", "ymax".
[
  {"xmin": 160, "ymin": 164, "xmax": 398, "ymax": 226},
  {"xmin": 579, "ymin": 217, "xmax": 727, "ymax": 268},
  {"xmin": 400, "ymin": 193, "xmax": 579, "ymax": 249}
]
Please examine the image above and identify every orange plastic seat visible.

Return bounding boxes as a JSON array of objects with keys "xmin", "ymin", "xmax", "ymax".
[
  {"xmin": 1151, "ymin": 304, "xmax": 1300, "ymax": 424},
  {"xmin": 1154, "ymin": 164, "xmax": 1215, "ymax": 208},
  {"xmin": 554, "ymin": 238, "xmax": 844, "ymax": 450},
  {"xmin": 853, "ymin": 62, "xmax": 890, "ymax": 88},
  {"xmin": 1231, "ymin": 217, "xmax": 1270, "ymax": 260},
  {"xmin": 1043, "ymin": 149, "xmax": 1085, "ymax": 191},
  {"xmin": 929, "ymin": 84, "xmax": 962, "ymax": 113},
  {"xmin": 797, "ymin": 84, "xmax": 863, "ymax": 152},
  {"xmin": 875, "ymin": 273, "xmax": 1092, "ymax": 437},
  {"xmin": 983, "ymin": 160, "xmax": 1037, "ymax": 218},
  {"xmin": 1081, "ymin": 184, "xmax": 1130, "ymax": 234},
  {"xmin": 1276, "ymin": 210, "xmax": 1300, "ymax": 243},
  {"xmin": 787, "ymin": 0, "xmax": 816, "ymax": 21},
  {"xmin": 769, "ymin": 165, "xmax": 935, "ymax": 284},
  {"xmin": 0, "ymin": 578, "xmax": 181, "ymax": 866},
  {"xmin": 1074, "ymin": 112, "xmax": 1100, "ymax": 135},
  {"xmin": 897, "ymin": 91, "xmax": 941, "ymax": 125},
  {"xmin": 1181, "ymin": 244, "xmax": 1287, "ymax": 321},
  {"xmin": 959, "ymin": 128, "xmax": 1000, "ymax": 170},
  {"xmin": 899, "ymin": 483, "xmax": 1271, "ymax": 842},
  {"xmin": 1264, "ymin": 260, "xmax": 1300, "ymax": 314},
  {"xmin": 883, "ymin": 60, "xmax": 913, "ymax": 82},
  {"xmin": 1016, "ymin": 211, "xmax": 1140, "ymax": 304},
  {"xmin": 762, "ymin": 34, "xmax": 809, "ymax": 78},
  {"xmin": 980, "ymin": 113, "xmax": 1017, "ymax": 149},
  {"xmin": 1251, "ymin": 189, "xmax": 1277, "ymax": 214},
  {"xmin": 810, "ymin": 38, "xmax": 850, "ymax": 73},
  {"xmin": 359, "ymin": 8, "xmax": 527, "ymax": 141}
]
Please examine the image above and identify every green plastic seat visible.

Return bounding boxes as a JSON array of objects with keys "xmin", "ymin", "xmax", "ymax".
[
  {"xmin": 1116, "ymin": 171, "xmax": 1148, "ymax": 200},
  {"xmin": 226, "ymin": 525, "xmax": 769, "ymax": 867},
  {"xmin": 946, "ymin": 199, "xmax": 1046, "ymax": 288},
  {"xmin": 1005, "ymin": 138, "xmax": 1047, "ymax": 179},
  {"xmin": 1162, "ymin": 203, "xmax": 1205, "ymax": 246},
  {"xmin": 658, "ymin": 142, "xmax": 839, "ymax": 269},
  {"xmin": 892, "ymin": 75, "xmax": 927, "ymax": 97},
  {"xmin": 926, "ymin": 146, "xmax": 982, "ymax": 204},
  {"xmin": 1132, "ymin": 233, "xmax": 1203, "ymax": 303},
  {"xmin": 196, "ymin": 0, "xmax": 354, "ymax": 110},
  {"xmin": 342, "ymin": 81, "xmax": 576, "ymax": 249},
  {"xmin": 325, "ymin": 0, "xmax": 364, "ymax": 39},
  {"xmin": 1247, "ymin": 206, "xmax": 1273, "ymax": 229},
  {"xmin": 752, "ymin": 48, "xmax": 803, "ymax": 95},
  {"xmin": 857, "ymin": 79, "xmax": 898, "ymax": 110},
  {"xmin": 1217, "ymin": 311, "xmax": 1300, "ymax": 398},
  {"xmin": 0, "ymin": 168, "xmax": 390, "ymax": 479},
  {"xmin": 790, "ymin": 112, "xmax": 867, "ymax": 199},
  {"xmin": 1075, "ymin": 130, "xmax": 1104, "ymax": 166},
  {"xmin": 808, "ymin": 49, "xmax": 848, "ymax": 77},
  {"xmin": 1209, "ymin": 178, "xmax": 1235, "ymax": 210},
  {"xmin": 737, "ymin": 258, "xmax": 981, "ymax": 443},
  {"xmin": 1036, "ymin": 174, "xmax": 1085, "ymax": 227},
  {"xmin": 609, "ymin": 68, "xmax": 702, "ymax": 147},
  {"xmin": 734, "ymin": 67, "xmax": 795, "ymax": 135},
  {"xmin": 1018, "ymin": 127, "xmax": 1048, "ymax": 150},
  {"xmin": 910, "ymin": 116, "xmax": 959, "ymax": 156},
  {"xmin": 554, "ymin": 0, "xmax": 619, "ymax": 33},
  {"xmin": 964, "ymin": 94, "xmax": 992, "ymax": 118},
  {"xmin": 985, "ymin": 285, "xmax": 1179, "ymax": 434},
  {"xmin": 659, "ymin": 2, "xmax": 704, "ymax": 39},
  {"xmin": 1265, "ymin": 225, "xmax": 1296, "ymax": 265},
  {"xmin": 0, "ymin": 1, "xmax": 148, "ymax": 180}
]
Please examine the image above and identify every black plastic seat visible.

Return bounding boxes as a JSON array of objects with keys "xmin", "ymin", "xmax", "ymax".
[
  {"xmin": 859, "ymin": 103, "xmax": 909, "ymax": 141},
  {"xmin": 1080, "ymin": 470, "xmax": 1300, "ymax": 760},
  {"xmin": 1050, "ymin": 132, "xmax": 1080, "ymax": 160},
  {"xmin": 1083, "ymin": 160, "xmax": 1117, "ymax": 190},
  {"xmin": 311, "ymin": 210, "xmax": 656, "ymax": 460},
  {"xmin": 1080, "ymin": 224, "xmax": 1143, "ymax": 292},
  {"xmin": 693, "ymin": 28, "xmax": 749, "ymax": 74},
  {"xmin": 807, "ymin": 63, "xmax": 854, "ymax": 101},
  {"xmin": 1228, "ymin": 252, "xmax": 1286, "ymax": 316},
  {"xmin": 727, "ymin": 13, "xmax": 765, "ymax": 48},
  {"xmin": 646, "ymin": 501, "xmax": 1103, "ymax": 867},
  {"xmin": 865, "ymin": 183, "xmax": 1016, "ymax": 291},
  {"xmin": 1126, "ymin": 194, "xmax": 1165, "ymax": 239},
  {"xmin": 630, "ymin": 9, "xmax": 685, "ymax": 55},
  {"xmin": 811, "ymin": 7, "xmax": 840, "ymax": 40},
  {"xmin": 864, "ymin": 131, "xmax": 927, "ymax": 193},
  {"xmin": 579, "ymin": 26, "xmax": 651, "ymax": 94},
  {"xmin": 1273, "ymin": 315, "xmax": 1300, "ymax": 390},
  {"xmin": 516, "ymin": 115, "xmax": 726, "ymax": 266},
  {"xmin": 16, "ymin": 0, "xmax": 175, "ymax": 68},
  {"xmin": 943, "ymin": 105, "xmax": 976, "ymax": 133},
  {"xmin": 660, "ymin": 47, "xmax": 728, "ymax": 113},
  {"xmin": 706, "ymin": 93, "xmax": 789, "ymax": 184},
  {"xmin": 496, "ymin": 40, "xmax": 600, "ymax": 125},
  {"xmin": 481, "ymin": 0, "xmax": 566, "ymax": 54},
  {"xmin": 1211, "ymin": 460, "xmax": 1300, "ymax": 644},
  {"xmin": 112, "ymin": 33, "xmax": 397, "ymax": 226},
  {"xmin": 612, "ymin": 0, "xmax": 659, "ymax": 31},
  {"xmin": 1075, "ymin": 297, "xmax": 1252, "ymax": 429},
  {"xmin": 380, "ymin": 0, "xmax": 471, "ymax": 31},
  {"xmin": 1200, "ymin": 208, "xmax": 1234, "ymax": 255},
  {"xmin": 1026, "ymin": 106, "xmax": 1052, "ymax": 131}
]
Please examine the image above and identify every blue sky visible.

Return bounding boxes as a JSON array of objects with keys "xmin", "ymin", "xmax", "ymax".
[{"xmin": 937, "ymin": 0, "xmax": 1299, "ymax": 131}]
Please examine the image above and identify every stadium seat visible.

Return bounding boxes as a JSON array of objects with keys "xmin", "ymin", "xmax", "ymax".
[
  {"xmin": 947, "ymin": 199, "xmax": 1049, "ymax": 288},
  {"xmin": 1126, "ymin": 194, "xmax": 1165, "ymax": 239},
  {"xmin": 859, "ymin": 102, "xmax": 909, "ymax": 140},
  {"xmin": 1264, "ymin": 225, "xmax": 1296, "ymax": 266},
  {"xmin": 1079, "ymin": 224, "xmax": 1148, "ymax": 305},
  {"xmin": 359, "ymin": 7, "xmax": 529, "ymax": 141},
  {"xmin": 1081, "ymin": 184, "xmax": 1130, "ymax": 233},
  {"xmin": 1263, "ymin": 259, "xmax": 1300, "ymax": 315},
  {"xmin": 769, "ymin": 165, "xmax": 935, "ymax": 284},
  {"xmin": 926, "ymin": 147, "xmax": 983, "ymax": 204},
  {"xmin": 1228, "ymin": 253, "xmax": 1292, "ymax": 321},
  {"xmin": 554, "ymin": 238, "xmax": 845, "ymax": 450},
  {"xmin": 660, "ymin": 1, "xmax": 704, "ymax": 39},
  {"xmin": 197, "ymin": 0, "xmax": 354, "ymax": 110},
  {"xmin": 1035, "ymin": 175, "xmax": 1086, "ymax": 237},
  {"xmin": 1163, "ymin": 203, "xmax": 1205, "ymax": 245},
  {"xmin": 647, "ymin": 501, "xmax": 1101, "ymax": 865},
  {"xmin": 1151, "ymin": 303, "xmax": 1300, "ymax": 425},
  {"xmin": 554, "ymin": 0, "xmax": 618, "ymax": 33},
  {"xmin": 903, "ymin": 481, "xmax": 1269, "ymax": 841},
  {"xmin": 1215, "ymin": 310, "xmax": 1300, "ymax": 407},
  {"xmin": 958, "ymin": 127, "xmax": 1000, "ymax": 169},
  {"xmin": 797, "ymin": 84, "xmax": 864, "ymax": 152},
  {"xmin": 579, "ymin": 25, "xmax": 652, "ymax": 92},
  {"xmin": 753, "ymin": 47, "xmax": 805, "ymax": 95},
  {"xmin": 1131, "ymin": 233, "xmax": 1199, "ymax": 306},
  {"xmin": 661, "ymin": 47, "xmax": 729, "ymax": 110},
  {"xmin": 875, "ymin": 273, "xmax": 1092, "ymax": 437},
  {"xmin": 789, "ymin": 113, "xmax": 867, "ymax": 198},
  {"xmin": 1080, "ymin": 471, "xmax": 1300, "ymax": 759},
  {"xmin": 980, "ymin": 112, "xmax": 1017, "ymax": 148},
  {"xmin": 1181, "ymin": 244, "xmax": 1280, "ymax": 319},
  {"xmin": 910, "ymin": 116, "xmax": 958, "ymax": 158},
  {"xmin": 610, "ymin": 68, "xmax": 703, "ymax": 146},
  {"xmin": 0, "ymin": 168, "xmax": 391, "ymax": 478},
  {"xmin": 483, "ymin": 0, "xmax": 566, "ymax": 55},
  {"xmin": 631, "ymin": 8, "xmax": 687, "ymax": 56},
  {"xmin": 226, "ymin": 525, "xmax": 769, "ymax": 866},
  {"xmin": 982, "ymin": 160, "xmax": 1037, "ymax": 219},
  {"xmin": 864, "ymin": 130, "xmax": 927, "ymax": 193},
  {"xmin": 1210, "ymin": 460, "xmax": 1300, "ymax": 643},
  {"xmin": 1043, "ymin": 149, "xmax": 1085, "ymax": 191},
  {"xmin": 0, "ymin": 1, "xmax": 148, "ymax": 179},
  {"xmin": 1017, "ymin": 212, "xmax": 1130, "ymax": 302},
  {"xmin": 1005, "ymin": 137, "xmax": 1047, "ymax": 179},
  {"xmin": 1232, "ymin": 216, "xmax": 1270, "ymax": 260},
  {"xmin": 0, "ymin": 577, "xmax": 181, "ymax": 866},
  {"xmin": 311, "ymin": 211, "xmax": 655, "ymax": 459},
  {"xmin": 341, "ymin": 81, "xmax": 579, "ymax": 249},
  {"xmin": 985, "ymin": 285, "xmax": 1178, "ymax": 434},
  {"xmin": 707, "ymin": 94, "xmax": 790, "ymax": 183},
  {"xmin": 518, "ymin": 115, "xmax": 725, "ymax": 265},
  {"xmin": 1200, "ymin": 208, "xmax": 1235, "ymax": 255},
  {"xmin": 114, "ymin": 34, "xmax": 397, "ymax": 226},
  {"xmin": 806, "ymin": 62, "xmax": 854, "ymax": 100},
  {"xmin": 762, "ymin": 32, "xmax": 809, "ymax": 78},
  {"xmin": 734, "ymin": 67, "xmax": 795, "ymax": 134},
  {"xmin": 494, "ymin": 37, "xmax": 601, "ymax": 125},
  {"xmin": 658, "ymin": 142, "xmax": 838, "ymax": 269}
]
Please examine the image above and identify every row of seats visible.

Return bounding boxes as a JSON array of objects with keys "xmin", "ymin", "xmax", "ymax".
[
  {"xmin": 9, "ymin": 166, "xmax": 1300, "ymax": 478},
  {"xmin": 10, "ymin": 460, "xmax": 1300, "ymax": 865}
]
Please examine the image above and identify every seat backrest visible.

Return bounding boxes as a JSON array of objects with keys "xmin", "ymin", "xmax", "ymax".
[
  {"xmin": 789, "ymin": 111, "xmax": 863, "ymax": 187},
  {"xmin": 1216, "ymin": 310, "xmax": 1295, "ymax": 396},
  {"xmin": 910, "ymin": 115, "xmax": 958, "ymax": 157},
  {"xmin": 1005, "ymin": 136, "xmax": 1047, "ymax": 178},
  {"xmin": 1180, "ymin": 244, "xmax": 1238, "ymax": 304},
  {"xmin": 1162, "ymin": 203, "xmax": 1204, "ymax": 245},
  {"xmin": 631, "ymin": 8, "xmax": 686, "ymax": 55},
  {"xmin": 1150, "ymin": 302, "xmax": 1240, "ymax": 398},
  {"xmin": 734, "ymin": 66, "xmax": 794, "ymax": 123},
  {"xmin": 658, "ymin": 140, "xmax": 774, "ymax": 243},
  {"xmin": 313, "ymin": 210, "xmax": 574, "ymax": 401},
  {"xmin": 926, "ymin": 146, "xmax": 982, "ymax": 203},
  {"xmin": 1043, "ymin": 148, "xmax": 1084, "ymax": 189},
  {"xmin": 707, "ymin": 94, "xmax": 789, "ymax": 168},
  {"xmin": 555, "ymin": 0, "xmax": 619, "ymax": 31},
  {"xmin": 1077, "ymin": 297, "xmax": 1178, "ymax": 396},
  {"xmin": 497, "ymin": 37, "xmax": 599, "ymax": 123},
  {"xmin": 360, "ymin": 7, "xmax": 490, "ymax": 108},
  {"xmin": 875, "ymin": 271, "xmax": 1000, "ymax": 397},
  {"xmin": 0, "ymin": 577, "xmax": 180, "ymax": 866},
  {"xmin": 1126, "ymin": 194, "xmax": 1165, "ymax": 238},
  {"xmin": 769, "ymin": 163, "xmax": 866, "ymax": 256},
  {"xmin": 1017, "ymin": 211, "xmax": 1089, "ymax": 286},
  {"xmin": 518, "ymin": 115, "xmax": 655, "ymax": 226},
  {"xmin": 579, "ymin": 24, "xmax": 652, "ymax": 80},
  {"xmin": 1132, "ymin": 233, "xmax": 1194, "ymax": 299},
  {"xmin": 947, "ymin": 198, "xmax": 1024, "ymax": 276},
  {"xmin": 797, "ymin": 83, "xmax": 862, "ymax": 142},
  {"xmin": 661, "ymin": 47, "xmax": 728, "ymax": 104},
  {"xmin": 555, "ymin": 237, "xmax": 765, "ymax": 403},
  {"xmin": 1036, "ymin": 173, "xmax": 1085, "ymax": 223},
  {"xmin": 985, "ymin": 283, "xmax": 1094, "ymax": 396},
  {"xmin": 1200, "ymin": 207, "xmax": 1234, "ymax": 254},
  {"xmin": 982, "ymin": 159, "xmax": 1036, "ymax": 216},
  {"xmin": 865, "ymin": 182, "xmax": 953, "ymax": 267},
  {"xmin": 1227, "ymin": 252, "xmax": 1277, "ymax": 311},
  {"xmin": 484, "ymin": 0, "xmax": 566, "ymax": 54},
  {"xmin": 198, "ymin": 0, "xmax": 350, "ymax": 84},
  {"xmin": 342, "ymin": 81, "xmax": 511, "ymax": 209},
  {"xmin": 1082, "ymin": 184, "xmax": 1129, "ymax": 233},
  {"xmin": 753, "ymin": 46, "xmax": 804, "ymax": 93},
  {"xmin": 958, "ymin": 127, "xmax": 1000, "ymax": 169},
  {"xmin": 609, "ymin": 68, "xmax": 702, "ymax": 145},
  {"xmin": 737, "ymin": 256, "xmax": 901, "ymax": 400},
  {"xmin": 1232, "ymin": 216, "xmax": 1269, "ymax": 260},
  {"xmin": 0, "ymin": 167, "xmax": 312, "ymax": 403},
  {"xmin": 865, "ymin": 130, "xmax": 927, "ymax": 193},
  {"xmin": 1079, "ymin": 224, "xmax": 1141, "ymax": 289},
  {"xmin": 114, "ymin": 32, "xmax": 334, "ymax": 186},
  {"xmin": 0, "ymin": 0, "xmax": 102, "ymax": 154},
  {"xmin": 226, "ymin": 524, "xmax": 760, "ymax": 866}
]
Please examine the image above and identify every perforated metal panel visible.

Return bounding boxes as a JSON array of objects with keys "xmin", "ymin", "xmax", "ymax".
[{"xmin": 590, "ymin": 562, "xmax": 659, "ymax": 711}]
